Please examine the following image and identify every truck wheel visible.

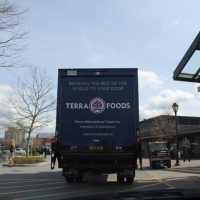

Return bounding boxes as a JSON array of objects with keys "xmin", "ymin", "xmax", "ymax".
[
  {"xmin": 75, "ymin": 174, "xmax": 83, "ymax": 183},
  {"xmin": 65, "ymin": 177, "xmax": 74, "ymax": 183},
  {"xmin": 151, "ymin": 162, "xmax": 155, "ymax": 169},
  {"xmin": 126, "ymin": 177, "xmax": 134, "ymax": 184},
  {"xmin": 167, "ymin": 162, "xmax": 171, "ymax": 168},
  {"xmin": 117, "ymin": 176, "xmax": 124, "ymax": 183}
]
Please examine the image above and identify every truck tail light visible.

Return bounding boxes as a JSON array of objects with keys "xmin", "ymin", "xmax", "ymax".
[
  {"xmin": 136, "ymin": 136, "xmax": 141, "ymax": 144},
  {"xmin": 128, "ymin": 164, "xmax": 133, "ymax": 169}
]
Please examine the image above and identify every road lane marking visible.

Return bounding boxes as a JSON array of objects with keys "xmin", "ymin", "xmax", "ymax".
[
  {"xmin": 119, "ymin": 182, "xmax": 162, "ymax": 192},
  {"xmin": 13, "ymin": 188, "xmax": 101, "ymax": 200},
  {"xmin": 0, "ymin": 181, "xmax": 66, "ymax": 189},
  {"xmin": 0, "ymin": 186, "xmax": 67, "ymax": 195},
  {"xmin": 0, "ymin": 179, "xmax": 61, "ymax": 187},
  {"xmin": 0, "ymin": 179, "xmax": 48, "ymax": 187},
  {"xmin": 13, "ymin": 192, "xmax": 71, "ymax": 200},
  {"xmin": 136, "ymin": 176, "xmax": 189, "ymax": 182},
  {"xmin": 172, "ymin": 169, "xmax": 200, "ymax": 174},
  {"xmin": 0, "ymin": 179, "xmax": 62, "ymax": 185},
  {"xmin": 146, "ymin": 171, "xmax": 176, "ymax": 189}
]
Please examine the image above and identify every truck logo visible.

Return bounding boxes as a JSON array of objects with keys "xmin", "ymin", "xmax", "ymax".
[
  {"xmin": 65, "ymin": 98, "xmax": 131, "ymax": 114},
  {"xmin": 89, "ymin": 98, "xmax": 105, "ymax": 114}
]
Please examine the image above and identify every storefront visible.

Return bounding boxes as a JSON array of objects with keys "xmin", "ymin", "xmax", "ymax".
[
  {"xmin": 173, "ymin": 31, "xmax": 200, "ymax": 157},
  {"xmin": 140, "ymin": 115, "xmax": 200, "ymax": 158}
]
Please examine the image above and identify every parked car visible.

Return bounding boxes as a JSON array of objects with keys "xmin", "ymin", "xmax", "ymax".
[
  {"xmin": 1, "ymin": 149, "xmax": 10, "ymax": 154},
  {"xmin": 15, "ymin": 148, "xmax": 26, "ymax": 155}
]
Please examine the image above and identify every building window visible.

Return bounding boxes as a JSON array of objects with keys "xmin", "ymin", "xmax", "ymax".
[
  {"xmin": 190, "ymin": 119, "xmax": 200, "ymax": 125},
  {"xmin": 179, "ymin": 118, "xmax": 189, "ymax": 125}
]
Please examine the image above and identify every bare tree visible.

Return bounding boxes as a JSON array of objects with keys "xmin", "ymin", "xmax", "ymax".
[
  {"xmin": 152, "ymin": 115, "xmax": 175, "ymax": 141},
  {"xmin": 9, "ymin": 67, "xmax": 56, "ymax": 156},
  {"xmin": 151, "ymin": 106, "xmax": 175, "ymax": 141},
  {"xmin": 0, "ymin": 0, "xmax": 27, "ymax": 68}
]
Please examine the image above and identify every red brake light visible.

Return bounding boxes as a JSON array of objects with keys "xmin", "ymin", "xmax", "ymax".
[
  {"xmin": 136, "ymin": 136, "xmax": 141, "ymax": 144},
  {"xmin": 53, "ymin": 135, "xmax": 61, "ymax": 143}
]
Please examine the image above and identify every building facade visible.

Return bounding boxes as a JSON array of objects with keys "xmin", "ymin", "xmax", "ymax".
[
  {"xmin": 139, "ymin": 115, "xmax": 200, "ymax": 158},
  {"xmin": 36, "ymin": 133, "xmax": 54, "ymax": 153},
  {"xmin": 0, "ymin": 138, "xmax": 5, "ymax": 150},
  {"xmin": 4, "ymin": 126, "xmax": 25, "ymax": 148}
]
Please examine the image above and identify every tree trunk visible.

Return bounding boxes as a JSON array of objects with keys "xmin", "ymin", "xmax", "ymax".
[{"xmin": 26, "ymin": 133, "xmax": 31, "ymax": 157}]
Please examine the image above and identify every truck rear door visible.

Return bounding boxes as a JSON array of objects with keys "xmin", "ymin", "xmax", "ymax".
[{"xmin": 56, "ymin": 68, "xmax": 139, "ymax": 152}]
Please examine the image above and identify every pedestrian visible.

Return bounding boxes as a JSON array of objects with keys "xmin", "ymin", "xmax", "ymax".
[
  {"xmin": 138, "ymin": 148, "xmax": 143, "ymax": 170},
  {"xmin": 182, "ymin": 145, "xmax": 186, "ymax": 162},
  {"xmin": 170, "ymin": 146, "xmax": 174, "ymax": 159},
  {"xmin": 6, "ymin": 139, "xmax": 15, "ymax": 166},
  {"xmin": 136, "ymin": 136, "xmax": 142, "ymax": 170},
  {"xmin": 187, "ymin": 144, "xmax": 192, "ymax": 162},
  {"xmin": 44, "ymin": 147, "xmax": 47, "ymax": 158}
]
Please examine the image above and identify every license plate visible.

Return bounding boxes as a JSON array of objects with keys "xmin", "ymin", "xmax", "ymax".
[
  {"xmin": 89, "ymin": 146, "xmax": 103, "ymax": 150},
  {"xmin": 64, "ymin": 170, "xmax": 78, "ymax": 175},
  {"xmin": 119, "ymin": 171, "xmax": 134, "ymax": 175}
]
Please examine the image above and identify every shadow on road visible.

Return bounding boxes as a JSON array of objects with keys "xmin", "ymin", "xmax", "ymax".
[
  {"xmin": 165, "ymin": 166, "xmax": 200, "ymax": 175},
  {"xmin": 0, "ymin": 171, "xmax": 63, "ymax": 180}
]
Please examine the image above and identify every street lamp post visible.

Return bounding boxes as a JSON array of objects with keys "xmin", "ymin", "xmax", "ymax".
[{"xmin": 172, "ymin": 103, "xmax": 180, "ymax": 166}]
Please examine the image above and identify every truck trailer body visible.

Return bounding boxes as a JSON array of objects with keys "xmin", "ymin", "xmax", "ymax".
[{"xmin": 51, "ymin": 68, "xmax": 139, "ymax": 183}]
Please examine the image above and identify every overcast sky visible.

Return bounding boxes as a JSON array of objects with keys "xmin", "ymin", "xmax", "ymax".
[{"xmin": 0, "ymin": 0, "xmax": 200, "ymax": 137}]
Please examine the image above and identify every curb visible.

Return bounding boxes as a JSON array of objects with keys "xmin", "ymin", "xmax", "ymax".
[
  {"xmin": 14, "ymin": 161, "xmax": 50, "ymax": 167},
  {"xmin": 1, "ymin": 161, "xmax": 50, "ymax": 167}
]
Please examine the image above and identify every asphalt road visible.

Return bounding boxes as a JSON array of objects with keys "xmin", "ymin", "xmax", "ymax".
[{"xmin": 0, "ymin": 159, "xmax": 200, "ymax": 200}]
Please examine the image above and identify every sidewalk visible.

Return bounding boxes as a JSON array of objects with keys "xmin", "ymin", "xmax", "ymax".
[
  {"xmin": 141, "ymin": 158, "xmax": 200, "ymax": 169},
  {"xmin": 171, "ymin": 159, "xmax": 200, "ymax": 168},
  {"xmin": 0, "ymin": 157, "xmax": 50, "ymax": 167}
]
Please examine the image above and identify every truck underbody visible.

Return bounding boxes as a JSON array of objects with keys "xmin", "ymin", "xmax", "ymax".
[
  {"xmin": 51, "ymin": 148, "xmax": 137, "ymax": 183},
  {"xmin": 53, "ymin": 68, "xmax": 139, "ymax": 184}
]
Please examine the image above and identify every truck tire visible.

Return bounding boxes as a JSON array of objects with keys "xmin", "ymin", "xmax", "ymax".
[
  {"xmin": 126, "ymin": 177, "xmax": 134, "ymax": 184},
  {"xmin": 75, "ymin": 173, "xmax": 83, "ymax": 183},
  {"xmin": 167, "ymin": 162, "xmax": 171, "ymax": 168},
  {"xmin": 65, "ymin": 177, "xmax": 74, "ymax": 183},
  {"xmin": 149, "ymin": 159, "xmax": 152, "ymax": 168},
  {"xmin": 117, "ymin": 175, "xmax": 124, "ymax": 183},
  {"xmin": 151, "ymin": 162, "xmax": 155, "ymax": 169}
]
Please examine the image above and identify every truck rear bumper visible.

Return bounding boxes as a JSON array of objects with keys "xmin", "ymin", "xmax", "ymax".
[
  {"xmin": 54, "ymin": 151, "xmax": 136, "ymax": 172},
  {"xmin": 57, "ymin": 151, "xmax": 135, "ymax": 160},
  {"xmin": 62, "ymin": 162, "xmax": 135, "ymax": 172}
]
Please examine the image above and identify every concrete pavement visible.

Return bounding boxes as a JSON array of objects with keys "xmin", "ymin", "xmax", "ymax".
[
  {"xmin": 139, "ymin": 158, "xmax": 200, "ymax": 169},
  {"xmin": 0, "ymin": 156, "xmax": 51, "ymax": 167},
  {"xmin": 1, "ymin": 157, "xmax": 200, "ymax": 168}
]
